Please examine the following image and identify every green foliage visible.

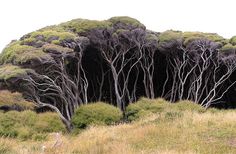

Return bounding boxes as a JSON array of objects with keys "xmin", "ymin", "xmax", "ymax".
[
  {"xmin": 0, "ymin": 65, "xmax": 30, "ymax": 80},
  {"xmin": 108, "ymin": 16, "xmax": 145, "ymax": 28},
  {"xmin": 158, "ymin": 30, "xmax": 227, "ymax": 47},
  {"xmin": 126, "ymin": 98, "xmax": 206, "ymax": 121},
  {"xmin": 158, "ymin": 30, "xmax": 182, "ymax": 44},
  {"xmin": 183, "ymin": 32, "xmax": 228, "ymax": 46},
  {"xmin": 126, "ymin": 98, "xmax": 168, "ymax": 121},
  {"xmin": 25, "ymin": 30, "xmax": 76, "ymax": 43},
  {"xmin": 72, "ymin": 102, "xmax": 122, "ymax": 129},
  {"xmin": 173, "ymin": 100, "xmax": 206, "ymax": 113},
  {"xmin": 221, "ymin": 43, "xmax": 236, "ymax": 51},
  {"xmin": 205, "ymin": 33, "xmax": 228, "ymax": 44},
  {"xmin": 17, "ymin": 49, "xmax": 51, "ymax": 65},
  {"xmin": 0, "ymin": 90, "xmax": 34, "ymax": 110},
  {"xmin": 146, "ymin": 33, "xmax": 159, "ymax": 42},
  {"xmin": 51, "ymin": 39, "xmax": 60, "ymax": 45},
  {"xmin": 34, "ymin": 112, "xmax": 66, "ymax": 132},
  {"xmin": 0, "ymin": 42, "xmax": 32, "ymax": 64},
  {"xmin": 61, "ymin": 19, "xmax": 112, "ymax": 34},
  {"xmin": 0, "ymin": 41, "xmax": 51, "ymax": 64},
  {"xmin": 0, "ymin": 111, "xmax": 65, "ymax": 140},
  {"xmin": 42, "ymin": 44, "xmax": 73, "ymax": 53},
  {"xmin": 21, "ymin": 37, "xmax": 36, "ymax": 45},
  {"xmin": 229, "ymin": 36, "xmax": 236, "ymax": 45}
]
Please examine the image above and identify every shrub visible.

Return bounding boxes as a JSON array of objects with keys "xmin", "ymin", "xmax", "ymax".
[
  {"xmin": 173, "ymin": 100, "xmax": 206, "ymax": 113},
  {"xmin": 34, "ymin": 112, "xmax": 66, "ymax": 132},
  {"xmin": 72, "ymin": 102, "xmax": 122, "ymax": 129},
  {"xmin": 126, "ymin": 98, "xmax": 206, "ymax": 121},
  {"xmin": 126, "ymin": 98, "xmax": 169, "ymax": 121},
  {"xmin": 0, "ymin": 111, "xmax": 65, "ymax": 140}
]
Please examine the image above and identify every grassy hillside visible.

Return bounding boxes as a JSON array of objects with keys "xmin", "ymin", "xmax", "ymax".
[{"xmin": 1, "ymin": 99, "xmax": 236, "ymax": 154}]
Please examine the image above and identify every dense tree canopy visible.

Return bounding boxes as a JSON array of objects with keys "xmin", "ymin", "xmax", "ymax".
[{"xmin": 1, "ymin": 16, "xmax": 236, "ymax": 130}]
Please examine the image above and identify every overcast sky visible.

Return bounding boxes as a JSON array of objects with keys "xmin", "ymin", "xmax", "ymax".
[{"xmin": 0, "ymin": 0, "xmax": 236, "ymax": 52}]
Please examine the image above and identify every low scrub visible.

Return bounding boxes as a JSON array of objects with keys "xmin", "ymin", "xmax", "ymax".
[
  {"xmin": 173, "ymin": 100, "xmax": 206, "ymax": 113},
  {"xmin": 0, "ymin": 111, "xmax": 65, "ymax": 140},
  {"xmin": 126, "ymin": 98, "xmax": 169, "ymax": 121},
  {"xmin": 2, "ymin": 106, "xmax": 236, "ymax": 154},
  {"xmin": 72, "ymin": 102, "xmax": 122, "ymax": 129},
  {"xmin": 126, "ymin": 98, "xmax": 205, "ymax": 121}
]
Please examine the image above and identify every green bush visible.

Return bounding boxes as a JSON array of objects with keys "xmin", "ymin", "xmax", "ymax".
[
  {"xmin": 0, "ymin": 111, "xmax": 65, "ymax": 140},
  {"xmin": 126, "ymin": 98, "xmax": 206, "ymax": 121},
  {"xmin": 126, "ymin": 98, "xmax": 168, "ymax": 121},
  {"xmin": 230, "ymin": 36, "xmax": 236, "ymax": 45},
  {"xmin": 34, "ymin": 112, "xmax": 66, "ymax": 132},
  {"xmin": 173, "ymin": 100, "xmax": 206, "ymax": 113},
  {"xmin": 72, "ymin": 102, "xmax": 122, "ymax": 129},
  {"xmin": 158, "ymin": 30, "xmax": 183, "ymax": 44}
]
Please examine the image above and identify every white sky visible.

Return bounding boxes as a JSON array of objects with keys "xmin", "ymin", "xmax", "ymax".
[{"xmin": 0, "ymin": 0, "xmax": 236, "ymax": 52}]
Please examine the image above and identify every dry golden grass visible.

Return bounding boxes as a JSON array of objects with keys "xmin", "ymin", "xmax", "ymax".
[
  {"xmin": 0, "ymin": 90, "xmax": 34, "ymax": 109},
  {"xmin": 1, "ymin": 105, "xmax": 236, "ymax": 154}
]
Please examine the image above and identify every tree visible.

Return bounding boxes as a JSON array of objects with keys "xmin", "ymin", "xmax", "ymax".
[
  {"xmin": 89, "ymin": 28, "xmax": 142, "ymax": 112},
  {"xmin": 163, "ymin": 39, "xmax": 236, "ymax": 108},
  {"xmin": 89, "ymin": 27, "xmax": 158, "ymax": 112},
  {"xmin": 23, "ymin": 37, "xmax": 90, "ymax": 131}
]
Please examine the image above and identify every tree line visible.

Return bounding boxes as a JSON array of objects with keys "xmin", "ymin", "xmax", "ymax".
[{"xmin": 14, "ymin": 25, "xmax": 236, "ymax": 130}]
